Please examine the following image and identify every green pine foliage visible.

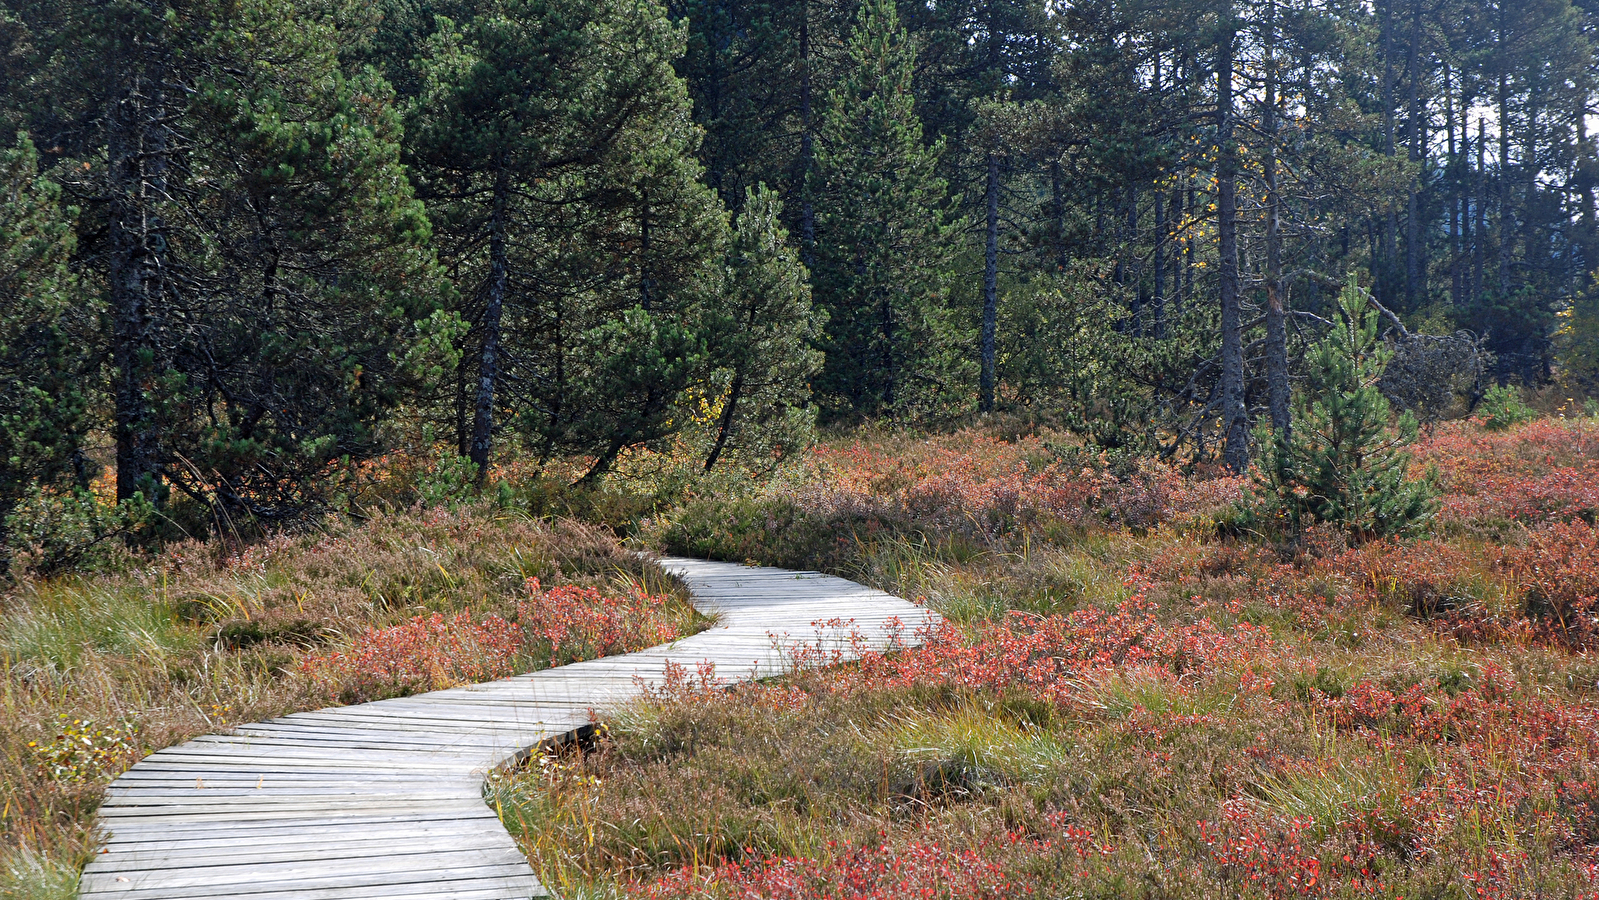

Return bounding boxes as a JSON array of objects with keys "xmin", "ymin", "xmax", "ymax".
[
  {"xmin": 1256, "ymin": 278, "xmax": 1438, "ymax": 541},
  {"xmin": 409, "ymin": 0, "xmax": 729, "ymax": 481},
  {"xmin": 1478, "ymin": 384, "xmax": 1535, "ymax": 431},
  {"xmin": 0, "ymin": 134, "xmax": 98, "ymax": 543},
  {"xmin": 701, "ymin": 184, "xmax": 824, "ymax": 472},
  {"xmin": 161, "ymin": 0, "xmax": 453, "ymax": 517},
  {"xmin": 811, "ymin": 0, "xmax": 966, "ymax": 421}
]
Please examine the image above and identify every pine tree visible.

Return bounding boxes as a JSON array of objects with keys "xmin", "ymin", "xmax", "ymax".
[
  {"xmin": 811, "ymin": 0, "xmax": 964, "ymax": 420},
  {"xmin": 152, "ymin": 0, "xmax": 451, "ymax": 518},
  {"xmin": 12, "ymin": 0, "xmax": 455, "ymax": 521},
  {"xmin": 1256, "ymin": 276, "xmax": 1438, "ymax": 541},
  {"xmin": 409, "ymin": 0, "xmax": 729, "ymax": 482},
  {"xmin": 0, "ymin": 133, "xmax": 99, "ymax": 534},
  {"xmin": 702, "ymin": 184, "xmax": 823, "ymax": 472}
]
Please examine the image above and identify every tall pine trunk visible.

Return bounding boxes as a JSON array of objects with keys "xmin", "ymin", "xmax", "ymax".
[
  {"xmin": 1379, "ymin": 0, "xmax": 1398, "ymax": 305},
  {"xmin": 1152, "ymin": 57, "xmax": 1165, "ymax": 338},
  {"xmin": 470, "ymin": 169, "xmax": 510, "ymax": 484},
  {"xmin": 980, "ymin": 150, "xmax": 999, "ymax": 412},
  {"xmin": 1475, "ymin": 118, "xmax": 1487, "ymax": 306},
  {"xmin": 1496, "ymin": 15, "xmax": 1511, "ymax": 301},
  {"xmin": 798, "ymin": 1, "xmax": 814, "ymax": 268},
  {"xmin": 1576, "ymin": 85, "xmax": 1598, "ymax": 281},
  {"xmin": 108, "ymin": 23, "xmax": 172, "ymax": 503},
  {"xmin": 1446, "ymin": 64, "xmax": 1462, "ymax": 311},
  {"xmin": 1264, "ymin": 0, "xmax": 1290, "ymax": 439},
  {"xmin": 1404, "ymin": 0, "xmax": 1423, "ymax": 310},
  {"xmin": 1217, "ymin": 10, "xmax": 1248, "ymax": 473}
]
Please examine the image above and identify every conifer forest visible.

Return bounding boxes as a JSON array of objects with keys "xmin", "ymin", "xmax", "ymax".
[{"xmin": 4, "ymin": 0, "xmax": 1599, "ymax": 531}]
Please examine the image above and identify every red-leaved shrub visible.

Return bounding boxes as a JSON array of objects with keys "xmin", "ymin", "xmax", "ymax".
[
  {"xmin": 302, "ymin": 579, "xmax": 687, "ymax": 700},
  {"xmin": 637, "ymin": 840, "xmax": 1027, "ymax": 900}
]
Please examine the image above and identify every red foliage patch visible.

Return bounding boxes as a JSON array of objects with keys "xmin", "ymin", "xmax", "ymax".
[
  {"xmin": 636, "ymin": 839, "xmax": 1029, "ymax": 900},
  {"xmin": 301, "ymin": 579, "xmax": 686, "ymax": 699},
  {"xmin": 1412, "ymin": 419, "xmax": 1599, "ymax": 526},
  {"xmin": 300, "ymin": 611, "xmax": 524, "ymax": 697}
]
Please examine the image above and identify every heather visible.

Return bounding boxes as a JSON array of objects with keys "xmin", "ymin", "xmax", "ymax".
[
  {"xmin": 504, "ymin": 414, "xmax": 1599, "ymax": 900},
  {"xmin": 0, "ymin": 504, "xmax": 698, "ymax": 895}
]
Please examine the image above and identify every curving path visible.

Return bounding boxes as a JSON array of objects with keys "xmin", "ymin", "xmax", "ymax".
[{"xmin": 79, "ymin": 557, "xmax": 939, "ymax": 900}]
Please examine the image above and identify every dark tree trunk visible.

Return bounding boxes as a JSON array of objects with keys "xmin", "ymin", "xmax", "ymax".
[
  {"xmin": 703, "ymin": 371, "xmax": 743, "ymax": 472},
  {"xmin": 798, "ymin": 1, "xmax": 814, "ymax": 269},
  {"xmin": 1264, "ymin": 0, "xmax": 1290, "ymax": 439},
  {"xmin": 980, "ymin": 150, "xmax": 999, "ymax": 412},
  {"xmin": 1051, "ymin": 158, "xmax": 1066, "ymax": 271},
  {"xmin": 1475, "ymin": 117, "xmax": 1487, "ymax": 306},
  {"xmin": 469, "ymin": 170, "xmax": 510, "ymax": 484},
  {"xmin": 1404, "ymin": 0, "xmax": 1423, "ymax": 310},
  {"xmin": 1217, "ymin": 11, "xmax": 1248, "ymax": 473},
  {"xmin": 1576, "ymin": 87, "xmax": 1598, "ymax": 281},
  {"xmin": 1447, "ymin": 63, "xmax": 1462, "ymax": 311},
  {"xmin": 1153, "ymin": 188, "xmax": 1165, "ymax": 337},
  {"xmin": 1379, "ymin": 0, "xmax": 1398, "ymax": 305},
  {"xmin": 1497, "ymin": 42, "xmax": 1511, "ymax": 298},
  {"xmin": 1151, "ymin": 56, "xmax": 1164, "ymax": 336},
  {"xmin": 108, "ymin": 31, "xmax": 172, "ymax": 504},
  {"xmin": 1127, "ymin": 185, "xmax": 1141, "ymax": 334}
]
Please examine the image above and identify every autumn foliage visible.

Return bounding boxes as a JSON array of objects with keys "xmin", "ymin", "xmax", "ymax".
[{"xmin": 302, "ymin": 578, "xmax": 689, "ymax": 701}]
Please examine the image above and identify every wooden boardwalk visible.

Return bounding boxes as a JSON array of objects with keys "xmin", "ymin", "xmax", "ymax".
[{"xmin": 79, "ymin": 557, "xmax": 939, "ymax": 899}]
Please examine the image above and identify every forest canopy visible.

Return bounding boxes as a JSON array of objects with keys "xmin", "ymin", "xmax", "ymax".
[{"xmin": 2, "ymin": 0, "xmax": 1596, "ymax": 547}]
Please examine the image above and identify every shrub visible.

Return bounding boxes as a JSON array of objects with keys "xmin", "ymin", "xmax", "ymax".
[
  {"xmin": 1479, "ymin": 383, "xmax": 1535, "ymax": 431},
  {"xmin": 1497, "ymin": 521, "xmax": 1599, "ymax": 648},
  {"xmin": 300, "ymin": 578, "xmax": 693, "ymax": 701},
  {"xmin": 1255, "ymin": 278, "xmax": 1438, "ymax": 541},
  {"xmin": 639, "ymin": 840, "xmax": 1026, "ymax": 900},
  {"xmin": 4, "ymin": 487, "xmax": 152, "ymax": 577}
]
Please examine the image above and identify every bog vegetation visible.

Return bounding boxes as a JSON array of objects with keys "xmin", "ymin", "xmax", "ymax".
[{"xmin": 6, "ymin": 0, "xmax": 1599, "ymax": 896}]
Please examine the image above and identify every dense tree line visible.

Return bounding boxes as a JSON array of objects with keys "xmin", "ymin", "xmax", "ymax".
[{"xmin": 1, "ymin": 0, "xmax": 1596, "ymax": 541}]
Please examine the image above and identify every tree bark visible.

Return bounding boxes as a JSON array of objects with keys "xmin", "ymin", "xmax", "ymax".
[
  {"xmin": 1576, "ymin": 84, "xmax": 1598, "ymax": 282},
  {"xmin": 1496, "ymin": 16, "xmax": 1511, "ymax": 299},
  {"xmin": 469, "ymin": 169, "xmax": 510, "ymax": 484},
  {"xmin": 798, "ymin": 1, "xmax": 815, "ymax": 269},
  {"xmin": 1379, "ymin": 0, "xmax": 1398, "ymax": 305},
  {"xmin": 703, "ymin": 371, "xmax": 743, "ymax": 472},
  {"xmin": 1264, "ymin": 0, "xmax": 1290, "ymax": 439},
  {"xmin": 108, "ymin": 19, "xmax": 172, "ymax": 504},
  {"xmin": 1217, "ymin": 9, "xmax": 1248, "ymax": 473},
  {"xmin": 980, "ymin": 150, "xmax": 999, "ymax": 412},
  {"xmin": 1475, "ymin": 117, "xmax": 1486, "ymax": 306},
  {"xmin": 1446, "ymin": 62, "xmax": 1462, "ymax": 311},
  {"xmin": 1050, "ymin": 157, "xmax": 1066, "ymax": 271},
  {"xmin": 1404, "ymin": 0, "xmax": 1423, "ymax": 310},
  {"xmin": 1152, "ymin": 55, "xmax": 1164, "ymax": 337}
]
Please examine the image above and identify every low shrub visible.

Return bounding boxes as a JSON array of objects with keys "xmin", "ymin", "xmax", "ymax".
[
  {"xmin": 301, "ymin": 580, "xmax": 696, "ymax": 702},
  {"xmin": 1479, "ymin": 383, "xmax": 1536, "ymax": 431}
]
